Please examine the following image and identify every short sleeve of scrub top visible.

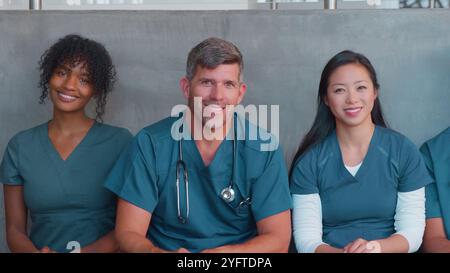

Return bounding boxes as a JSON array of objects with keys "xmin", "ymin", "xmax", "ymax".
[
  {"xmin": 398, "ymin": 137, "xmax": 433, "ymax": 192},
  {"xmin": 251, "ymin": 146, "xmax": 292, "ymax": 222},
  {"xmin": 425, "ymin": 183, "xmax": 442, "ymax": 219},
  {"xmin": 0, "ymin": 136, "xmax": 24, "ymax": 185},
  {"xmin": 290, "ymin": 148, "xmax": 319, "ymax": 195},
  {"xmin": 104, "ymin": 130, "xmax": 158, "ymax": 213},
  {"xmin": 420, "ymin": 143, "xmax": 443, "ymax": 219}
]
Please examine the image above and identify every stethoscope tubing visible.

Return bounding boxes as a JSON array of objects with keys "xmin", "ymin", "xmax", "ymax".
[{"xmin": 176, "ymin": 115, "xmax": 237, "ymax": 224}]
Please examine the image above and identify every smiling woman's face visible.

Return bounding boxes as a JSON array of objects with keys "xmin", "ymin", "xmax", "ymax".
[
  {"xmin": 325, "ymin": 63, "xmax": 378, "ymax": 129},
  {"xmin": 49, "ymin": 60, "xmax": 95, "ymax": 115}
]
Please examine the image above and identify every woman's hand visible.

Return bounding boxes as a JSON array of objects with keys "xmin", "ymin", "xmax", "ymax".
[
  {"xmin": 343, "ymin": 238, "xmax": 381, "ymax": 253},
  {"xmin": 36, "ymin": 246, "xmax": 57, "ymax": 253},
  {"xmin": 175, "ymin": 248, "xmax": 190, "ymax": 253}
]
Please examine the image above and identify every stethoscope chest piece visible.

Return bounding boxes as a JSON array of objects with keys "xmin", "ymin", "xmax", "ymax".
[{"xmin": 220, "ymin": 185, "xmax": 235, "ymax": 203}]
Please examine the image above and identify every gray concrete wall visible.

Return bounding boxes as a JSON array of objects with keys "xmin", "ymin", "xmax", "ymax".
[{"xmin": 0, "ymin": 10, "xmax": 449, "ymax": 252}]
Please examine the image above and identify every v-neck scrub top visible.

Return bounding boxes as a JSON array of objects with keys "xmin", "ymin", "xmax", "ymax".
[
  {"xmin": 0, "ymin": 122, "xmax": 133, "ymax": 252},
  {"xmin": 290, "ymin": 126, "xmax": 433, "ymax": 248},
  {"xmin": 421, "ymin": 127, "xmax": 450, "ymax": 239},
  {"xmin": 105, "ymin": 116, "xmax": 292, "ymax": 253}
]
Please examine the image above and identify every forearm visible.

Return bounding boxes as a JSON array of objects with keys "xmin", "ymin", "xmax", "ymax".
[
  {"xmin": 203, "ymin": 233, "xmax": 289, "ymax": 253},
  {"xmin": 315, "ymin": 244, "xmax": 343, "ymax": 253},
  {"xmin": 377, "ymin": 234, "xmax": 409, "ymax": 253},
  {"xmin": 393, "ymin": 188, "xmax": 425, "ymax": 253},
  {"xmin": 6, "ymin": 229, "xmax": 38, "ymax": 253},
  {"xmin": 116, "ymin": 231, "xmax": 167, "ymax": 253},
  {"xmin": 81, "ymin": 231, "xmax": 119, "ymax": 253},
  {"xmin": 422, "ymin": 237, "xmax": 450, "ymax": 253},
  {"xmin": 292, "ymin": 194, "xmax": 326, "ymax": 253}
]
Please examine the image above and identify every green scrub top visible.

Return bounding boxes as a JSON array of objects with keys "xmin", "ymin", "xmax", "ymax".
[
  {"xmin": 105, "ymin": 116, "xmax": 292, "ymax": 253},
  {"xmin": 420, "ymin": 127, "xmax": 450, "ymax": 239},
  {"xmin": 0, "ymin": 121, "xmax": 132, "ymax": 252},
  {"xmin": 290, "ymin": 126, "xmax": 433, "ymax": 248}
]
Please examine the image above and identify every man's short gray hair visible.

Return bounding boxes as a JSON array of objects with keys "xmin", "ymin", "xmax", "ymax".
[{"xmin": 186, "ymin": 37, "xmax": 244, "ymax": 81}]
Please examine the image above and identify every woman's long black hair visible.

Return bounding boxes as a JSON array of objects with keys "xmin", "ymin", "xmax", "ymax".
[{"xmin": 289, "ymin": 50, "xmax": 387, "ymax": 178}]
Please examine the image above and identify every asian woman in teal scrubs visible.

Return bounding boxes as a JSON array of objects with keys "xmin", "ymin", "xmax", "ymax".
[
  {"xmin": 290, "ymin": 50, "xmax": 433, "ymax": 253},
  {"xmin": 421, "ymin": 127, "xmax": 450, "ymax": 252},
  {"xmin": 0, "ymin": 35, "xmax": 132, "ymax": 253}
]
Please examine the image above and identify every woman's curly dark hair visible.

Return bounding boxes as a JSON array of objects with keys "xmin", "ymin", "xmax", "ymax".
[{"xmin": 38, "ymin": 34, "xmax": 116, "ymax": 122}]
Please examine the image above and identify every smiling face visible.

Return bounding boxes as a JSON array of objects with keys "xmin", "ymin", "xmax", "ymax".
[
  {"xmin": 49, "ymin": 61, "xmax": 95, "ymax": 115},
  {"xmin": 325, "ymin": 63, "xmax": 378, "ymax": 129},
  {"xmin": 180, "ymin": 63, "xmax": 246, "ymax": 130}
]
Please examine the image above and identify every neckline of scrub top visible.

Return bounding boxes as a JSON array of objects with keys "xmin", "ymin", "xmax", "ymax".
[
  {"xmin": 180, "ymin": 115, "xmax": 236, "ymax": 173},
  {"xmin": 184, "ymin": 138, "xmax": 233, "ymax": 175},
  {"xmin": 332, "ymin": 125, "xmax": 379, "ymax": 180},
  {"xmin": 39, "ymin": 120, "xmax": 99, "ymax": 165}
]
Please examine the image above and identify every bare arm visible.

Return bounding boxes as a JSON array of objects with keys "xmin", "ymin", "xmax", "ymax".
[
  {"xmin": 115, "ymin": 198, "xmax": 162, "ymax": 253},
  {"xmin": 3, "ymin": 185, "xmax": 38, "ymax": 252},
  {"xmin": 201, "ymin": 210, "xmax": 291, "ymax": 253},
  {"xmin": 315, "ymin": 244, "xmax": 343, "ymax": 253},
  {"xmin": 81, "ymin": 230, "xmax": 119, "ymax": 253},
  {"xmin": 115, "ymin": 198, "xmax": 187, "ymax": 253},
  {"xmin": 422, "ymin": 218, "xmax": 450, "ymax": 253}
]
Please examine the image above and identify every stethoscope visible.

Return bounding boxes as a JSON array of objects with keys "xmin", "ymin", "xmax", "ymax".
[{"xmin": 176, "ymin": 117, "xmax": 238, "ymax": 224}]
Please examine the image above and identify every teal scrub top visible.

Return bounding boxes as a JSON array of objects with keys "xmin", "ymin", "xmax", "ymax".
[
  {"xmin": 0, "ymin": 121, "xmax": 132, "ymax": 252},
  {"xmin": 290, "ymin": 126, "xmax": 433, "ymax": 249},
  {"xmin": 105, "ymin": 116, "xmax": 292, "ymax": 253},
  {"xmin": 420, "ymin": 127, "xmax": 450, "ymax": 239}
]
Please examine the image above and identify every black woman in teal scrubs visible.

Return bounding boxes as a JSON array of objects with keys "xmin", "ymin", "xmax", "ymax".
[{"xmin": 0, "ymin": 35, "xmax": 132, "ymax": 253}]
